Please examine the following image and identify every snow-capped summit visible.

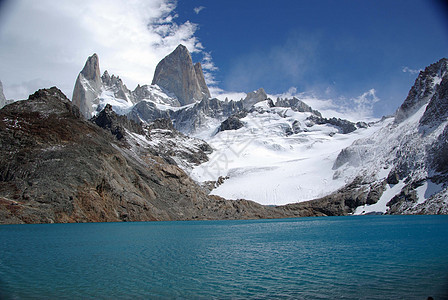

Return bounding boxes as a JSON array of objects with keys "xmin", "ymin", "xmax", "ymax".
[{"xmin": 395, "ymin": 58, "xmax": 448, "ymax": 123}]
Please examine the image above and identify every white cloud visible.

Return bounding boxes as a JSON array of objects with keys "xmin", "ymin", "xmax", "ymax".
[
  {"xmin": 209, "ymin": 86, "xmax": 246, "ymax": 102},
  {"xmin": 402, "ymin": 66, "xmax": 422, "ymax": 75},
  {"xmin": 270, "ymin": 87, "xmax": 380, "ymax": 122},
  {"xmin": 0, "ymin": 0, "xmax": 213, "ymax": 100},
  {"xmin": 201, "ymin": 51, "xmax": 219, "ymax": 86},
  {"xmin": 193, "ymin": 6, "xmax": 205, "ymax": 14}
]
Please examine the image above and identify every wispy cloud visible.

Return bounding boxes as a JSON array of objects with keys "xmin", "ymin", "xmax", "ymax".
[
  {"xmin": 0, "ymin": 0, "xmax": 214, "ymax": 100},
  {"xmin": 201, "ymin": 51, "xmax": 219, "ymax": 85},
  {"xmin": 271, "ymin": 87, "xmax": 380, "ymax": 122},
  {"xmin": 402, "ymin": 66, "xmax": 422, "ymax": 75},
  {"xmin": 224, "ymin": 32, "xmax": 320, "ymax": 93},
  {"xmin": 209, "ymin": 86, "xmax": 246, "ymax": 102},
  {"xmin": 193, "ymin": 6, "xmax": 205, "ymax": 14}
]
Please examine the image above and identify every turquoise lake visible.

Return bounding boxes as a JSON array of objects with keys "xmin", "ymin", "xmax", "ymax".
[{"xmin": 1, "ymin": 215, "xmax": 447, "ymax": 299}]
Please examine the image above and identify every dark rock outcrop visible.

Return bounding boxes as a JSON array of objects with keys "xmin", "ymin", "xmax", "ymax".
[
  {"xmin": 281, "ymin": 177, "xmax": 386, "ymax": 217},
  {"xmin": 151, "ymin": 44, "xmax": 210, "ymax": 106},
  {"xmin": 217, "ymin": 111, "xmax": 247, "ymax": 133},
  {"xmin": 91, "ymin": 104, "xmax": 144, "ymax": 140},
  {"xmin": 306, "ymin": 115, "xmax": 358, "ymax": 134}
]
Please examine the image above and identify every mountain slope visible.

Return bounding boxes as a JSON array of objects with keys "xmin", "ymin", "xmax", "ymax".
[
  {"xmin": 324, "ymin": 58, "xmax": 448, "ymax": 215},
  {"xmin": 0, "ymin": 87, "xmax": 318, "ymax": 224}
]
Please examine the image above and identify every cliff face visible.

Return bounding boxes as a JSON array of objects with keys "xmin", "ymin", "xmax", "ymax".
[
  {"xmin": 0, "ymin": 87, "xmax": 309, "ymax": 224},
  {"xmin": 71, "ymin": 54, "xmax": 102, "ymax": 118},
  {"xmin": 151, "ymin": 44, "xmax": 210, "ymax": 106}
]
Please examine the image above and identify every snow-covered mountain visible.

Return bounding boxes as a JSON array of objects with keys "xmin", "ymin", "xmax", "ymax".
[
  {"xmin": 330, "ymin": 58, "xmax": 448, "ymax": 215},
  {"xmin": 70, "ymin": 45, "xmax": 447, "ymax": 215}
]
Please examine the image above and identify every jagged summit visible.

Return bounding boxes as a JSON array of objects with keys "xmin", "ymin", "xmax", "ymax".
[
  {"xmin": 80, "ymin": 53, "xmax": 101, "ymax": 82},
  {"xmin": 151, "ymin": 44, "xmax": 211, "ymax": 106},
  {"xmin": 395, "ymin": 57, "xmax": 448, "ymax": 123},
  {"xmin": 72, "ymin": 53, "xmax": 102, "ymax": 118},
  {"xmin": 242, "ymin": 88, "xmax": 268, "ymax": 109}
]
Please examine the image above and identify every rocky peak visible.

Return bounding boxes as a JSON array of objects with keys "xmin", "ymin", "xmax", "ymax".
[
  {"xmin": 275, "ymin": 97, "xmax": 322, "ymax": 116},
  {"xmin": 0, "ymin": 80, "xmax": 6, "ymax": 109},
  {"xmin": 242, "ymin": 88, "xmax": 268, "ymax": 109},
  {"xmin": 151, "ymin": 44, "xmax": 209, "ymax": 106},
  {"xmin": 81, "ymin": 53, "xmax": 101, "ymax": 83},
  {"xmin": 395, "ymin": 58, "xmax": 448, "ymax": 123},
  {"xmin": 72, "ymin": 53, "xmax": 103, "ymax": 119},
  {"xmin": 101, "ymin": 71, "xmax": 134, "ymax": 103},
  {"xmin": 419, "ymin": 60, "xmax": 448, "ymax": 129}
]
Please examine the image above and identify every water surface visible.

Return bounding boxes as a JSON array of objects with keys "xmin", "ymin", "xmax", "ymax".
[{"xmin": 1, "ymin": 215, "xmax": 447, "ymax": 299}]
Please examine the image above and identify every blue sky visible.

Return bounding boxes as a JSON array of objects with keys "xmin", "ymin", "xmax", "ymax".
[
  {"xmin": 0, "ymin": 0, "xmax": 447, "ymax": 119},
  {"xmin": 177, "ymin": 0, "xmax": 448, "ymax": 117}
]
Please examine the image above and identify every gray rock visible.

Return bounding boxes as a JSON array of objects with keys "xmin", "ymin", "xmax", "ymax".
[
  {"xmin": 133, "ymin": 84, "xmax": 181, "ymax": 107},
  {"xmin": 194, "ymin": 62, "xmax": 211, "ymax": 99},
  {"xmin": 72, "ymin": 53, "xmax": 102, "ymax": 118},
  {"xmin": 419, "ymin": 67, "xmax": 448, "ymax": 129},
  {"xmin": 128, "ymin": 101, "xmax": 171, "ymax": 124},
  {"xmin": 151, "ymin": 44, "xmax": 209, "ymax": 106},
  {"xmin": 101, "ymin": 71, "xmax": 135, "ymax": 104},
  {"xmin": 0, "ymin": 80, "xmax": 6, "ymax": 109},
  {"xmin": 170, "ymin": 97, "xmax": 244, "ymax": 134},
  {"xmin": 275, "ymin": 97, "xmax": 322, "ymax": 116},
  {"xmin": 242, "ymin": 88, "xmax": 267, "ymax": 109}
]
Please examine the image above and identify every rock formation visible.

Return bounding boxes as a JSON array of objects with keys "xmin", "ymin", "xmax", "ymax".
[
  {"xmin": 275, "ymin": 97, "xmax": 321, "ymax": 116},
  {"xmin": 0, "ymin": 80, "xmax": 6, "ymax": 109},
  {"xmin": 194, "ymin": 62, "xmax": 211, "ymax": 98},
  {"xmin": 101, "ymin": 71, "xmax": 135, "ymax": 104},
  {"xmin": 242, "ymin": 88, "xmax": 268, "ymax": 109},
  {"xmin": 395, "ymin": 58, "xmax": 447, "ymax": 123},
  {"xmin": 72, "ymin": 53, "xmax": 102, "ymax": 118},
  {"xmin": 151, "ymin": 44, "xmax": 211, "ymax": 106}
]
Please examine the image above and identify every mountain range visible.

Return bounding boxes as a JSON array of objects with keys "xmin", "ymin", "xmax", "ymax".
[{"xmin": 0, "ymin": 45, "xmax": 446, "ymax": 223}]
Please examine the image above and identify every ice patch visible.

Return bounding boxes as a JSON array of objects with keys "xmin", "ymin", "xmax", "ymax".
[
  {"xmin": 415, "ymin": 180, "xmax": 444, "ymax": 206},
  {"xmin": 354, "ymin": 181, "xmax": 406, "ymax": 215}
]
